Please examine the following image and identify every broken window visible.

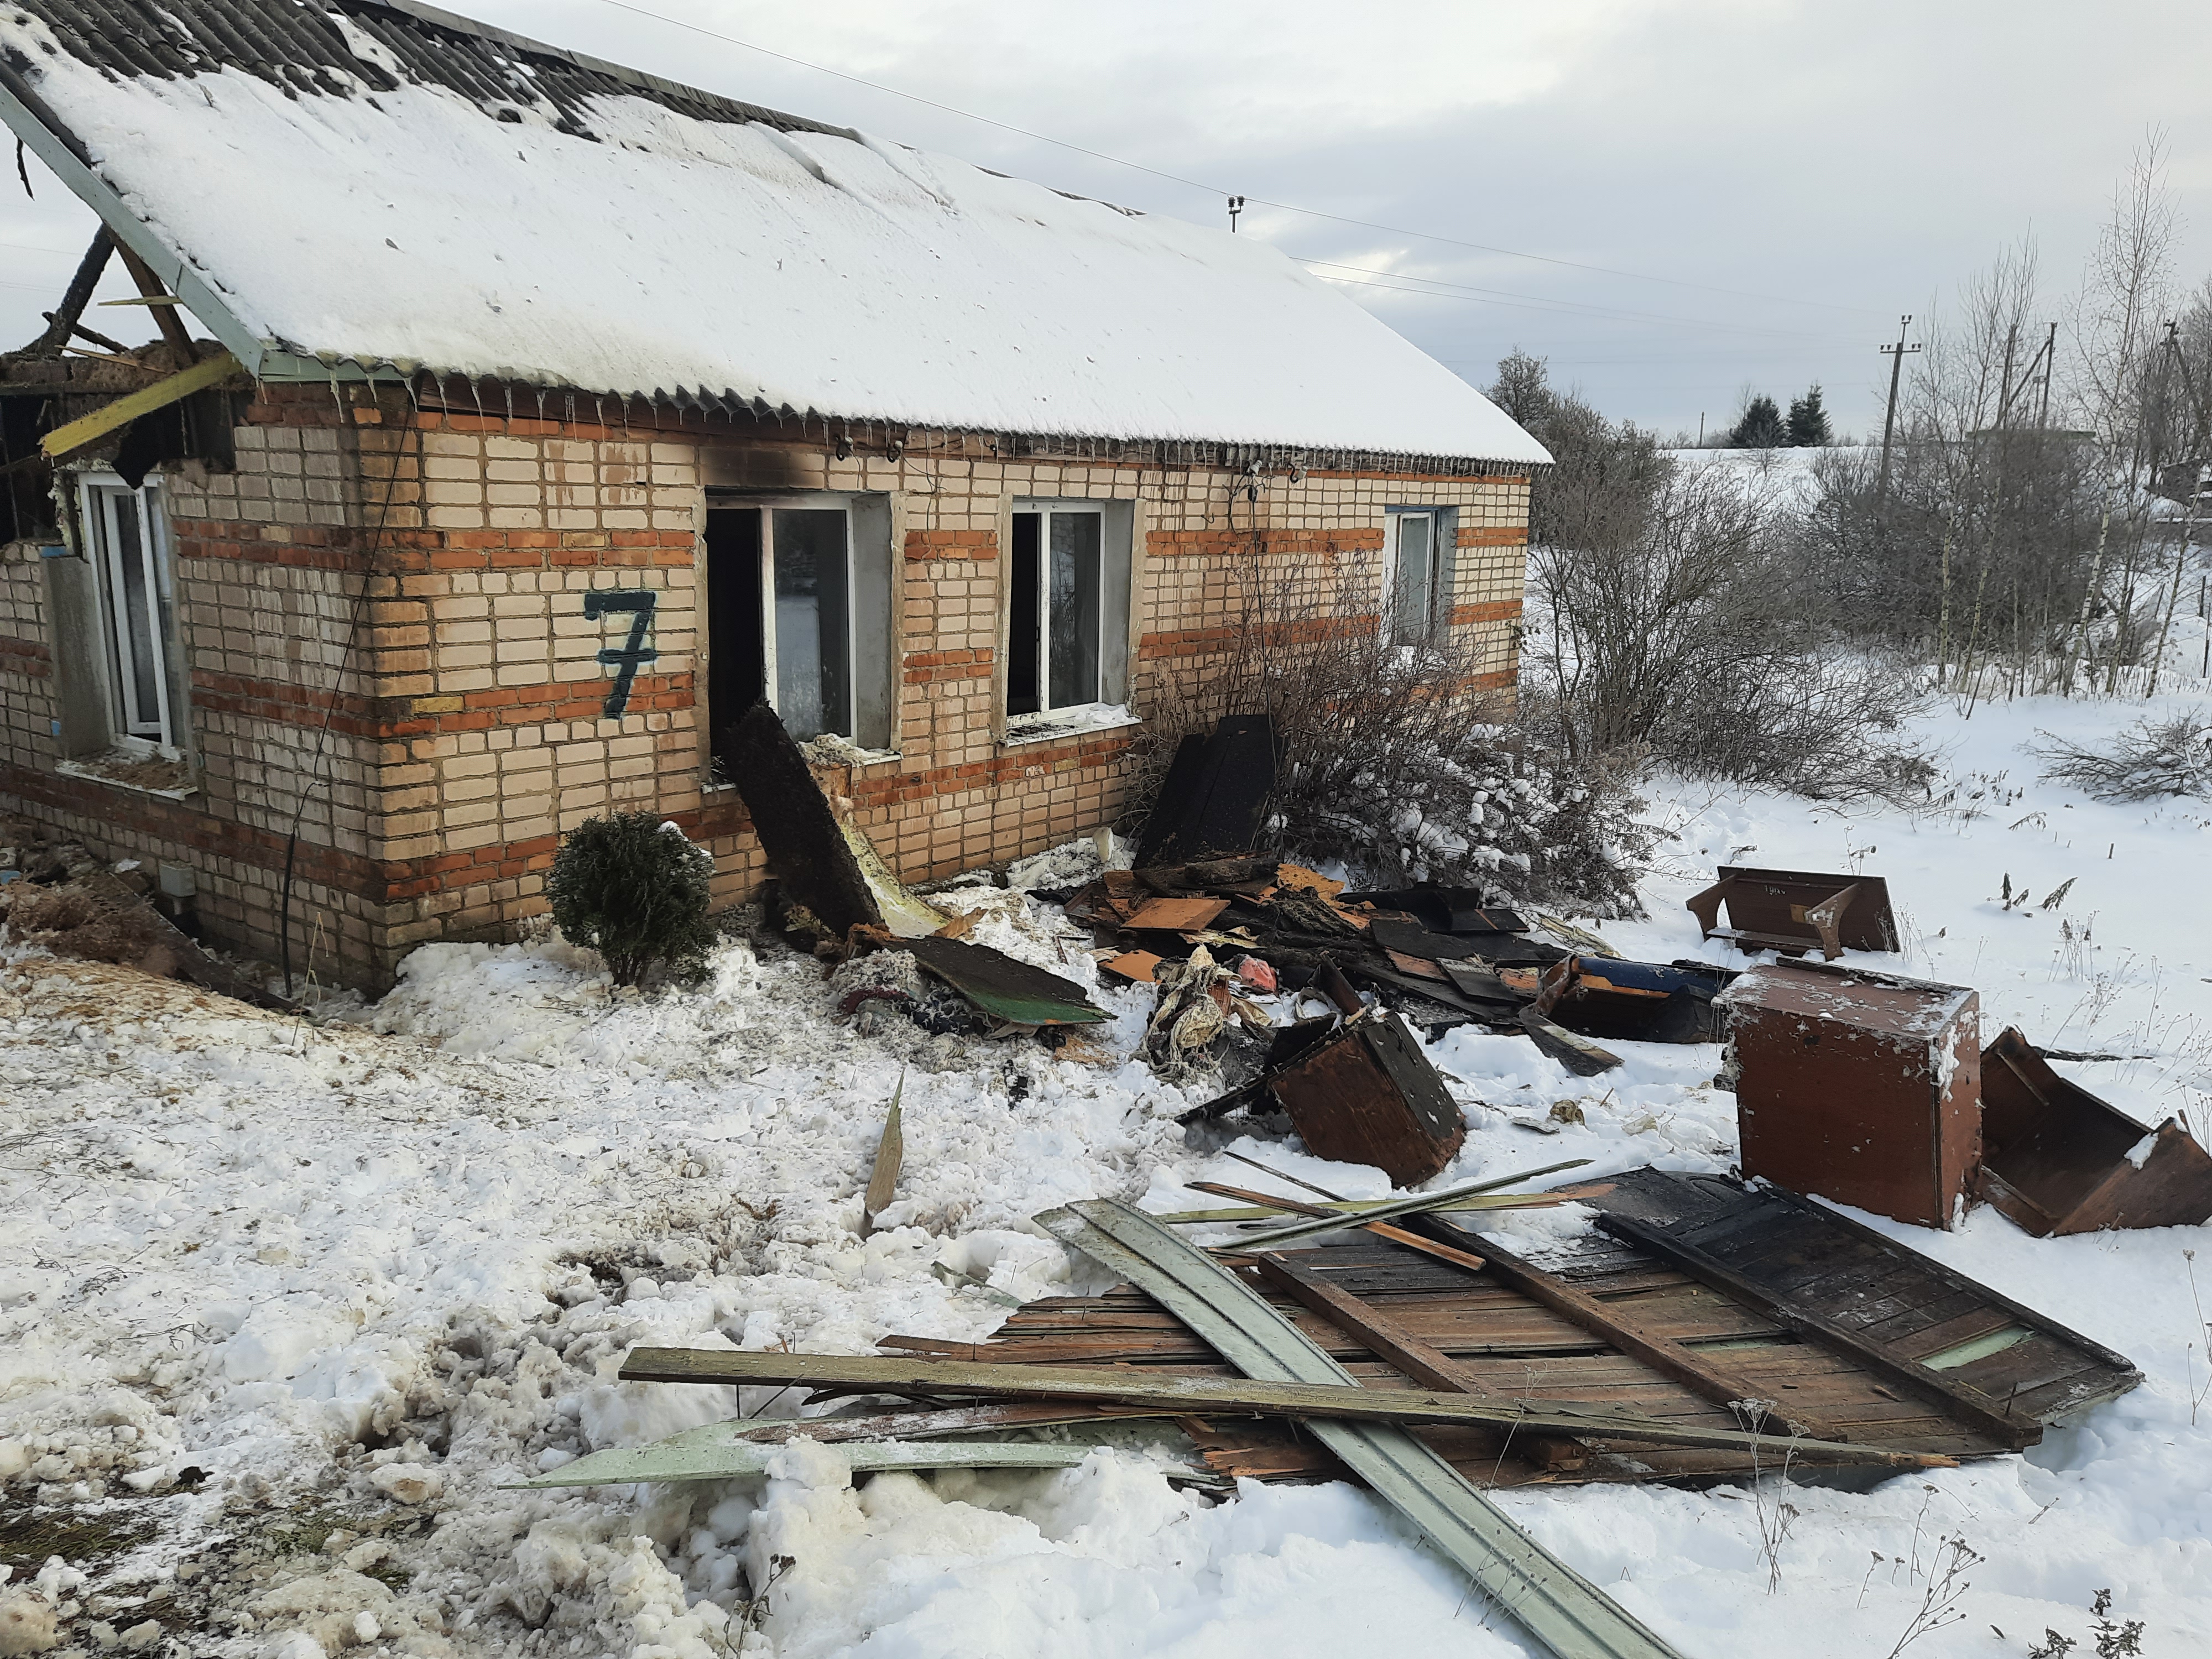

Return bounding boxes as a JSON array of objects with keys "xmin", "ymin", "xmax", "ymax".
[
  {"xmin": 706, "ymin": 494, "xmax": 894, "ymax": 771},
  {"xmin": 0, "ymin": 394, "xmax": 59, "ymax": 544},
  {"xmin": 80, "ymin": 474, "xmax": 181, "ymax": 752},
  {"xmin": 1385, "ymin": 508, "xmax": 1442, "ymax": 645},
  {"xmin": 1006, "ymin": 501, "xmax": 1133, "ymax": 724}
]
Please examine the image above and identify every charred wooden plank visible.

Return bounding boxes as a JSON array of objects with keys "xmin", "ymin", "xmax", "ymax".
[
  {"xmin": 619, "ymin": 1346, "xmax": 1951, "ymax": 1464},
  {"xmin": 1593, "ymin": 1211, "xmax": 2043, "ymax": 1449}
]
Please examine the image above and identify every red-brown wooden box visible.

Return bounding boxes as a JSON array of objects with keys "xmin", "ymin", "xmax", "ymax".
[{"xmin": 1724, "ymin": 961, "xmax": 1980, "ymax": 1229}]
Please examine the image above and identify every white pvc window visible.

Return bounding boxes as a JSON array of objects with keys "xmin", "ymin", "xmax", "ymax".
[
  {"xmin": 764, "ymin": 505, "xmax": 854, "ymax": 740},
  {"xmin": 1385, "ymin": 510, "xmax": 1440, "ymax": 646},
  {"xmin": 81, "ymin": 477, "xmax": 179, "ymax": 750},
  {"xmin": 1008, "ymin": 505, "xmax": 1106, "ymax": 714}
]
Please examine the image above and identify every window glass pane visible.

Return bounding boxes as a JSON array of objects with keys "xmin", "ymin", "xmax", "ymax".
[
  {"xmin": 1392, "ymin": 514, "xmax": 1434, "ymax": 645},
  {"xmin": 773, "ymin": 509, "xmax": 851, "ymax": 739},
  {"xmin": 1008, "ymin": 513, "xmax": 1041, "ymax": 716},
  {"xmin": 1047, "ymin": 512, "xmax": 1102, "ymax": 708},
  {"xmin": 108, "ymin": 493, "xmax": 163, "ymax": 734}
]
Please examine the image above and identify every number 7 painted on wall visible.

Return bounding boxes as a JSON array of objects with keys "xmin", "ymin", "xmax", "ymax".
[{"xmin": 582, "ymin": 589, "xmax": 659, "ymax": 718}]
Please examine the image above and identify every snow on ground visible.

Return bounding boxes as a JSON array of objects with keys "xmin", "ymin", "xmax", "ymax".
[{"xmin": 3, "ymin": 688, "xmax": 2210, "ymax": 1659}]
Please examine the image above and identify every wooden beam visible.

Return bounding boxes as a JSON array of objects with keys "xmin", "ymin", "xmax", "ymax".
[
  {"xmin": 1595, "ymin": 1211, "xmax": 2039, "ymax": 1449},
  {"xmin": 616, "ymin": 1345, "xmax": 1954, "ymax": 1466},
  {"xmin": 40, "ymin": 351, "xmax": 241, "ymax": 462},
  {"xmin": 113, "ymin": 242, "xmax": 195, "ymax": 358},
  {"xmin": 1426, "ymin": 1220, "xmax": 1853, "ymax": 1446},
  {"xmin": 24, "ymin": 227, "xmax": 111, "ymax": 357},
  {"xmin": 1248, "ymin": 1250, "xmax": 1497, "ymax": 1394}
]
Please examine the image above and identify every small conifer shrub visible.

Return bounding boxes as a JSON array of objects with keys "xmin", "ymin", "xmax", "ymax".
[{"xmin": 545, "ymin": 811, "xmax": 718, "ymax": 985}]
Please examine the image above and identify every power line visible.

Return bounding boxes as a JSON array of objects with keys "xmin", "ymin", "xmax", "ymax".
[
  {"xmin": 1301, "ymin": 264, "xmax": 1866, "ymax": 346},
  {"xmin": 581, "ymin": 0, "xmax": 1886, "ymax": 320}
]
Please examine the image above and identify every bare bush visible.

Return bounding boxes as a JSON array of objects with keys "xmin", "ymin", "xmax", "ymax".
[
  {"xmin": 1129, "ymin": 576, "xmax": 1652, "ymax": 917},
  {"xmin": 2031, "ymin": 706, "xmax": 2212, "ymax": 800},
  {"xmin": 1524, "ymin": 439, "xmax": 1937, "ymax": 802}
]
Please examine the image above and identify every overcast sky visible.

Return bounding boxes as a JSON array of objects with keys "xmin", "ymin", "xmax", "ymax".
[{"xmin": 5, "ymin": 0, "xmax": 2207, "ymax": 438}]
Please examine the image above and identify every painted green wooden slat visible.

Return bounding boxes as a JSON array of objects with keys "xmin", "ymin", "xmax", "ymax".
[
  {"xmin": 618, "ymin": 1344, "xmax": 1945, "ymax": 1464},
  {"xmin": 508, "ymin": 1425, "xmax": 1222, "ymax": 1489},
  {"xmin": 1921, "ymin": 1326, "xmax": 2032, "ymax": 1371}
]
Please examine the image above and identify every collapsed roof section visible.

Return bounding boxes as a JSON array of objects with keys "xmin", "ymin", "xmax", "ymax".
[{"xmin": 0, "ymin": 0, "xmax": 1552, "ymax": 471}]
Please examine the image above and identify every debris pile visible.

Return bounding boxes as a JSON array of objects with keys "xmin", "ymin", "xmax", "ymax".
[
  {"xmin": 0, "ymin": 815, "xmax": 290, "ymax": 1009},
  {"xmin": 1708, "ymin": 923, "xmax": 2212, "ymax": 1235},
  {"xmin": 576, "ymin": 1166, "xmax": 2142, "ymax": 1659}
]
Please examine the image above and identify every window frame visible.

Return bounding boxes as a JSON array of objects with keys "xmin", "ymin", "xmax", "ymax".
[
  {"xmin": 1382, "ymin": 507, "xmax": 1439, "ymax": 646},
  {"xmin": 703, "ymin": 491, "xmax": 898, "ymax": 760},
  {"xmin": 1008, "ymin": 500, "xmax": 1113, "ymax": 719},
  {"xmin": 757, "ymin": 498, "xmax": 857, "ymax": 742},
  {"xmin": 78, "ymin": 472, "xmax": 182, "ymax": 755}
]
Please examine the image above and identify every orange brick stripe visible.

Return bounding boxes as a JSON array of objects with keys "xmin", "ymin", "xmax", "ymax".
[
  {"xmin": 1448, "ymin": 599, "xmax": 1525, "ymax": 625},
  {"xmin": 380, "ymin": 833, "xmax": 560, "ymax": 901},
  {"xmin": 6, "ymin": 758, "xmax": 625, "ymax": 907},
  {"xmin": 846, "ymin": 728, "xmax": 1138, "ymax": 812},
  {"xmin": 189, "ymin": 669, "xmax": 694, "ymax": 740},
  {"xmin": 1139, "ymin": 614, "xmax": 1378, "ymax": 661},
  {"xmin": 175, "ymin": 519, "xmax": 695, "ymax": 575},
  {"xmin": 6, "ymin": 723, "xmax": 1141, "ymax": 910},
  {"xmin": 903, "ymin": 529, "xmax": 998, "ymax": 561},
  {"xmin": 1146, "ymin": 528, "xmax": 1384, "ymax": 558},
  {"xmin": 1, "ymin": 759, "xmax": 377, "ymax": 898},
  {"xmin": 1457, "ymin": 525, "xmax": 1529, "ymax": 547},
  {"xmin": 902, "ymin": 647, "xmax": 996, "ymax": 685},
  {"xmin": 0, "ymin": 635, "xmax": 51, "ymax": 677}
]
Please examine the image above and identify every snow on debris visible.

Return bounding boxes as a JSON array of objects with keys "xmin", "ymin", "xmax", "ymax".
[
  {"xmin": 0, "ymin": 6, "xmax": 1548, "ymax": 465},
  {"xmin": 3, "ymin": 687, "xmax": 2211, "ymax": 1659}
]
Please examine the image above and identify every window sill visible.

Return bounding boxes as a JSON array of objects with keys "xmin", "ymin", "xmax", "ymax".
[
  {"xmin": 802, "ymin": 735, "xmax": 902, "ymax": 769},
  {"xmin": 1003, "ymin": 705, "xmax": 1140, "ymax": 748},
  {"xmin": 57, "ymin": 753, "xmax": 198, "ymax": 802}
]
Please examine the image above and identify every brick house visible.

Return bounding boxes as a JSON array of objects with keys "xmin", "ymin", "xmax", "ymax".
[{"xmin": 0, "ymin": 0, "xmax": 1547, "ymax": 989}]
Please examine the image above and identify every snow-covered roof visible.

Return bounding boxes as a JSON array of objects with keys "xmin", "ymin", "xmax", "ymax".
[{"xmin": 0, "ymin": 0, "xmax": 1550, "ymax": 469}]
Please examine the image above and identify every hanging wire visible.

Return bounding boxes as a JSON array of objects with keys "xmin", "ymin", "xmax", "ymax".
[{"xmin": 276, "ymin": 376, "xmax": 414, "ymax": 997}]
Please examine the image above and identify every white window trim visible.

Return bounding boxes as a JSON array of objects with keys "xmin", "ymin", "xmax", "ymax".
[
  {"xmin": 1382, "ymin": 508, "xmax": 1441, "ymax": 646},
  {"xmin": 78, "ymin": 472, "xmax": 182, "ymax": 758},
  {"xmin": 750, "ymin": 495, "xmax": 858, "ymax": 740},
  {"xmin": 1009, "ymin": 499, "xmax": 1114, "ymax": 726}
]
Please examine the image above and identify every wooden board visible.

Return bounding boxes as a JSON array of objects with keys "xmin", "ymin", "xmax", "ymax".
[
  {"xmin": 846, "ymin": 1165, "xmax": 2131, "ymax": 1489},
  {"xmin": 1123, "ymin": 896, "xmax": 1232, "ymax": 932}
]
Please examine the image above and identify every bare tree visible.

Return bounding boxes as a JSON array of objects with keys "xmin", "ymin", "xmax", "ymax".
[{"xmin": 2065, "ymin": 130, "xmax": 2180, "ymax": 693}]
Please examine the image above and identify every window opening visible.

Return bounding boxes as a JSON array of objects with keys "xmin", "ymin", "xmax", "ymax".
[
  {"xmin": 768, "ymin": 508, "xmax": 852, "ymax": 740},
  {"xmin": 708, "ymin": 501, "xmax": 873, "ymax": 769},
  {"xmin": 1389, "ymin": 510, "xmax": 1438, "ymax": 646},
  {"xmin": 83, "ymin": 479, "xmax": 176, "ymax": 747},
  {"xmin": 1008, "ymin": 505, "xmax": 1104, "ymax": 714}
]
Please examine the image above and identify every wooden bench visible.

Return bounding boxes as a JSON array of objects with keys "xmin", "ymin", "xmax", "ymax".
[{"xmin": 1685, "ymin": 865, "xmax": 1896, "ymax": 959}]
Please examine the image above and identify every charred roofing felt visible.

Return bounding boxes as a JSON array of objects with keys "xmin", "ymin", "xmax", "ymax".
[{"xmin": 0, "ymin": 0, "xmax": 1551, "ymax": 467}]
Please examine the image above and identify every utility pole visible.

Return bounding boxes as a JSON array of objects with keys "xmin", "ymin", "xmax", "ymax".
[
  {"xmin": 2038, "ymin": 321, "xmax": 2057, "ymax": 427},
  {"xmin": 1876, "ymin": 314, "xmax": 1921, "ymax": 499}
]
